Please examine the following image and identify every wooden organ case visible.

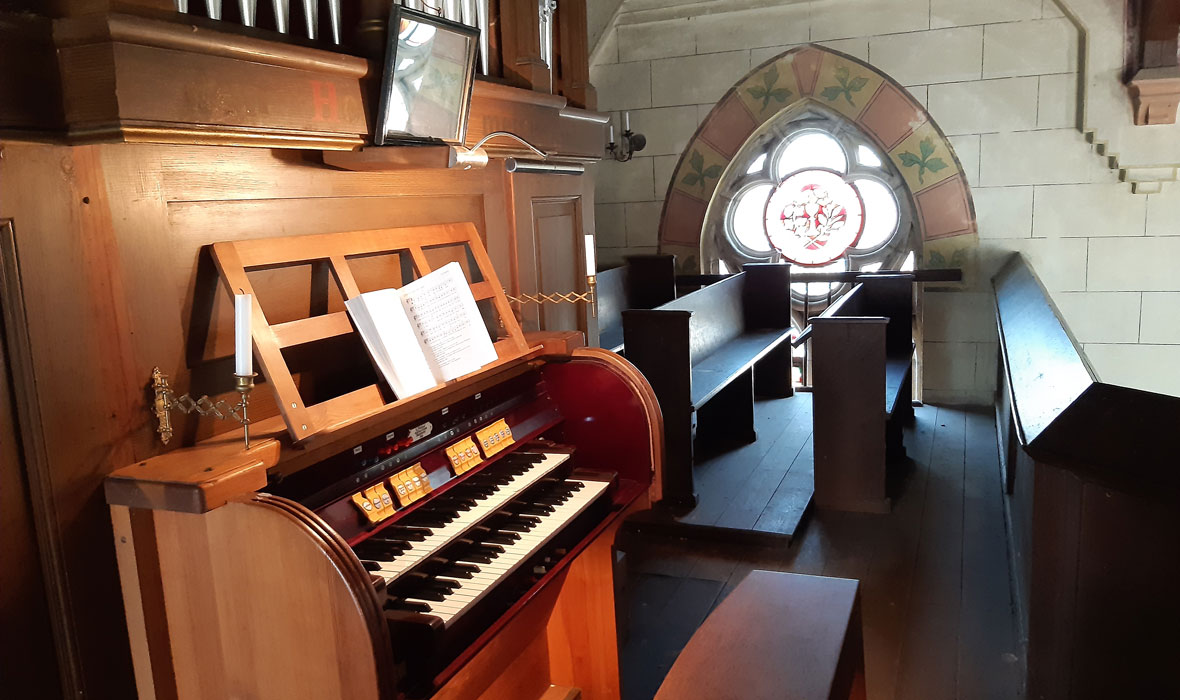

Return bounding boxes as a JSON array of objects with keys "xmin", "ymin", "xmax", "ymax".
[
  {"xmin": 0, "ymin": 2, "xmax": 628, "ymax": 698},
  {"xmin": 104, "ymin": 223, "xmax": 662, "ymax": 700}
]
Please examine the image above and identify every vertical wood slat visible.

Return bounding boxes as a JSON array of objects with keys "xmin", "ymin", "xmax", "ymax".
[
  {"xmin": 466, "ymin": 231, "xmax": 529, "ymax": 352},
  {"xmin": 408, "ymin": 247, "xmax": 433, "ymax": 276},
  {"xmin": 328, "ymin": 255, "xmax": 361, "ymax": 299},
  {"xmin": 210, "ymin": 242, "xmax": 317, "ymax": 442}
]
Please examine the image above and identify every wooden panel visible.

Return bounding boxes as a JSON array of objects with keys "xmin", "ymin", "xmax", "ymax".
[
  {"xmin": 511, "ymin": 173, "xmax": 594, "ymax": 338},
  {"xmin": 547, "ymin": 520, "xmax": 623, "ymax": 700},
  {"xmin": 553, "ymin": 0, "xmax": 597, "ymax": 109},
  {"xmin": 536, "ymin": 201, "xmax": 581, "ymax": 333},
  {"xmin": 0, "ymin": 246, "xmax": 61, "ymax": 697},
  {"xmin": 810, "ymin": 317, "xmax": 889, "ymax": 513},
  {"xmin": 498, "ymin": 0, "xmax": 551, "ymax": 92},
  {"xmin": 0, "ymin": 140, "xmax": 520, "ymax": 697},
  {"xmin": 47, "ymin": 13, "xmax": 607, "ymax": 156},
  {"xmin": 146, "ymin": 499, "xmax": 392, "ymax": 699}
]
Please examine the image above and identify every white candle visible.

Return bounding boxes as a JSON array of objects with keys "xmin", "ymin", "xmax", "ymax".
[
  {"xmin": 608, "ymin": 123, "xmax": 615, "ymax": 144},
  {"xmin": 234, "ymin": 293, "xmax": 252, "ymax": 375},
  {"xmin": 623, "ymin": 111, "xmax": 630, "ymax": 132},
  {"xmin": 584, "ymin": 233, "xmax": 597, "ymax": 275}
]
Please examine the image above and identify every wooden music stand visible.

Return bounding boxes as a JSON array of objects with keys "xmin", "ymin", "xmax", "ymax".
[{"xmin": 210, "ymin": 222, "xmax": 533, "ymax": 444}]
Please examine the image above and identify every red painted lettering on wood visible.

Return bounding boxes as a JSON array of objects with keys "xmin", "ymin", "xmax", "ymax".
[{"xmin": 310, "ymin": 81, "xmax": 339, "ymax": 122}]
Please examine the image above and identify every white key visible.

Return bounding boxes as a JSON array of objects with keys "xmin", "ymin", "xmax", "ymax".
[
  {"xmin": 360, "ymin": 452, "xmax": 571, "ymax": 579},
  {"xmin": 428, "ymin": 479, "xmax": 611, "ymax": 626}
]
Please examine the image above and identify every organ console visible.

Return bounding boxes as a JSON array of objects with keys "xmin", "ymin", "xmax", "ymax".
[
  {"xmin": 0, "ymin": 1, "xmax": 607, "ymax": 695},
  {"xmin": 102, "ymin": 223, "xmax": 662, "ymax": 700}
]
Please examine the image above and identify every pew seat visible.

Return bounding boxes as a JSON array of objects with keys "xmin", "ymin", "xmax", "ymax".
[
  {"xmin": 655, "ymin": 570, "xmax": 866, "ymax": 700},
  {"xmin": 690, "ymin": 329, "xmax": 792, "ymax": 408}
]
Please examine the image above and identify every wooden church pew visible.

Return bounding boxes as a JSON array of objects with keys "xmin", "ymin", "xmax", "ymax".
[{"xmin": 622, "ymin": 263, "xmax": 794, "ymax": 508}]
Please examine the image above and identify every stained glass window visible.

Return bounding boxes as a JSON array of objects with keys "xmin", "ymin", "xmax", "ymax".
[
  {"xmin": 704, "ymin": 104, "xmax": 915, "ymax": 306},
  {"xmin": 765, "ymin": 169, "xmax": 865, "ymax": 265}
]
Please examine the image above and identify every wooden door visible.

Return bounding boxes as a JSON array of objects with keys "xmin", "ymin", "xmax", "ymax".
[{"xmin": 510, "ymin": 172, "xmax": 598, "ymax": 343}]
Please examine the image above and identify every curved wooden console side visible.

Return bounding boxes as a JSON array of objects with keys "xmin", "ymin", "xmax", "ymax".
[
  {"xmin": 111, "ymin": 496, "xmax": 395, "ymax": 700},
  {"xmin": 567, "ymin": 347, "xmax": 665, "ymax": 503}
]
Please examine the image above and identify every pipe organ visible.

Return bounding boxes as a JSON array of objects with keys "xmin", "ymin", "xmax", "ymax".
[{"xmin": 0, "ymin": 1, "xmax": 622, "ymax": 698}]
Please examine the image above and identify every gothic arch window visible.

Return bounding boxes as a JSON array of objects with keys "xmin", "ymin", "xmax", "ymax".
[{"xmin": 703, "ymin": 104, "xmax": 917, "ymax": 303}]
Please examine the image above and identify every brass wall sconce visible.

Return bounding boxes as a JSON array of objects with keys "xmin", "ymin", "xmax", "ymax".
[{"xmin": 151, "ymin": 367, "xmax": 257, "ymax": 448}]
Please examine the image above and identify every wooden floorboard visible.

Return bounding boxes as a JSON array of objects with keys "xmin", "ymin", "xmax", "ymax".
[
  {"xmin": 957, "ymin": 410, "xmax": 1023, "ymax": 699},
  {"xmin": 860, "ymin": 404, "xmax": 938, "ymax": 700},
  {"xmin": 894, "ymin": 407, "xmax": 966, "ymax": 700},
  {"xmin": 617, "ymin": 404, "xmax": 1023, "ymax": 700},
  {"xmin": 680, "ymin": 395, "xmax": 806, "ymax": 528},
  {"xmin": 673, "ymin": 393, "xmax": 814, "ymax": 539}
]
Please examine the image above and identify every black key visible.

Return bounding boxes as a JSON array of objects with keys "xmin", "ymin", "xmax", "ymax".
[
  {"xmin": 379, "ymin": 527, "xmax": 430, "ymax": 542},
  {"xmin": 387, "ymin": 599, "xmax": 431, "ymax": 613},
  {"xmin": 361, "ymin": 560, "xmax": 383, "ymax": 572},
  {"xmin": 367, "ymin": 537, "xmax": 410, "ymax": 551},
  {"xmin": 439, "ymin": 565, "xmax": 475, "ymax": 579}
]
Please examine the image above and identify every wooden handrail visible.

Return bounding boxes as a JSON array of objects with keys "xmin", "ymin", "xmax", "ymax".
[
  {"xmin": 994, "ymin": 253, "xmax": 1180, "ymax": 498},
  {"xmin": 677, "ymin": 268, "xmax": 962, "ymax": 287}
]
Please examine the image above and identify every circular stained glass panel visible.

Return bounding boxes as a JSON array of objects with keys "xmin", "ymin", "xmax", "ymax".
[{"xmin": 764, "ymin": 169, "xmax": 865, "ymax": 266}]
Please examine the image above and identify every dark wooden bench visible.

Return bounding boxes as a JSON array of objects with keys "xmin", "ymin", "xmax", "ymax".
[
  {"xmin": 809, "ymin": 274, "xmax": 915, "ymax": 513},
  {"xmin": 622, "ymin": 263, "xmax": 794, "ymax": 508},
  {"xmin": 595, "ymin": 254, "xmax": 677, "ymax": 353},
  {"xmin": 995, "ymin": 254, "xmax": 1180, "ymax": 700},
  {"xmin": 655, "ymin": 570, "xmax": 866, "ymax": 700}
]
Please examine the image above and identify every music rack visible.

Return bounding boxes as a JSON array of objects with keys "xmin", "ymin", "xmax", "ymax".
[{"xmin": 210, "ymin": 222, "xmax": 535, "ymax": 444}]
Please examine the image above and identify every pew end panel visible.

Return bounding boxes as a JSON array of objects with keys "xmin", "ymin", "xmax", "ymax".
[
  {"xmin": 595, "ymin": 267, "xmax": 627, "ymax": 353},
  {"xmin": 810, "ymin": 317, "xmax": 891, "ymax": 514},
  {"xmin": 596, "ymin": 254, "xmax": 677, "ymax": 353},
  {"xmin": 622, "ymin": 308, "xmax": 695, "ymax": 507},
  {"xmin": 625, "ymin": 255, "xmax": 678, "ymax": 310},
  {"xmin": 742, "ymin": 263, "xmax": 795, "ymax": 398}
]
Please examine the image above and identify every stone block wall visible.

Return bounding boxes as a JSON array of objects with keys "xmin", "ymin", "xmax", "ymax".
[{"xmin": 589, "ymin": 0, "xmax": 1180, "ymax": 402}]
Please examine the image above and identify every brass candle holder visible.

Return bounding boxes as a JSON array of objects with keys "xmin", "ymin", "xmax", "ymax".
[
  {"xmin": 151, "ymin": 367, "xmax": 257, "ymax": 448},
  {"xmin": 505, "ymin": 275, "xmax": 598, "ymax": 318}
]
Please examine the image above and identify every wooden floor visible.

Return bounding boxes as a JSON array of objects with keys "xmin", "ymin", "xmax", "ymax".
[
  {"xmin": 617, "ymin": 403, "xmax": 1024, "ymax": 700},
  {"xmin": 633, "ymin": 392, "xmax": 815, "ymax": 541}
]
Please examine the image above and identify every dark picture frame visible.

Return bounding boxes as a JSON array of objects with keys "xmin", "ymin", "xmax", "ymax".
[{"xmin": 374, "ymin": 6, "xmax": 480, "ymax": 146}]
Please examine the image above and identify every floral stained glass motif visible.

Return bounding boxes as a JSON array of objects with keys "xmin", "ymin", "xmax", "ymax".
[
  {"xmin": 764, "ymin": 169, "xmax": 865, "ymax": 266},
  {"xmin": 712, "ymin": 105, "xmax": 913, "ymax": 302}
]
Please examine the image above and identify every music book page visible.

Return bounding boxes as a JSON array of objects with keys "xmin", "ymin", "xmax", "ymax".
[
  {"xmin": 345, "ymin": 262, "xmax": 497, "ymax": 399},
  {"xmin": 397, "ymin": 262, "xmax": 498, "ymax": 382}
]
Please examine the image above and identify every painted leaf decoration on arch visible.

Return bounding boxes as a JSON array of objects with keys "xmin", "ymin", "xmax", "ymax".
[
  {"xmin": 703, "ymin": 164, "xmax": 723, "ymax": 178},
  {"xmin": 763, "ymin": 65, "xmax": 779, "ymax": 88},
  {"xmin": 919, "ymin": 138, "xmax": 935, "ymax": 159},
  {"xmin": 682, "ymin": 173, "xmax": 701, "ymax": 186},
  {"xmin": 898, "ymin": 152, "xmax": 923, "ymax": 168},
  {"xmin": 820, "ymin": 85, "xmax": 844, "ymax": 101},
  {"xmin": 925, "ymin": 157, "xmax": 948, "ymax": 173},
  {"xmin": 770, "ymin": 88, "xmax": 792, "ymax": 102},
  {"xmin": 748, "ymin": 85, "xmax": 768, "ymax": 100},
  {"xmin": 690, "ymin": 150, "xmax": 704, "ymax": 172},
  {"xmin": 848, "ymin": 76, "xmax": 869, "ymax": 91}
]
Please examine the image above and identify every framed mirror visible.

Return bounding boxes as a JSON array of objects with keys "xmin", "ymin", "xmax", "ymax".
[{"xmin": 374, "ymin": 6, "xmax": 480, "ymax": 146}]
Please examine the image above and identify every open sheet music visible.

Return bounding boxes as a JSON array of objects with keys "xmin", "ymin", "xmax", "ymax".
[{"xmin": 345, "ymin": 262, "xmax": 498, "ymax": 399}]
